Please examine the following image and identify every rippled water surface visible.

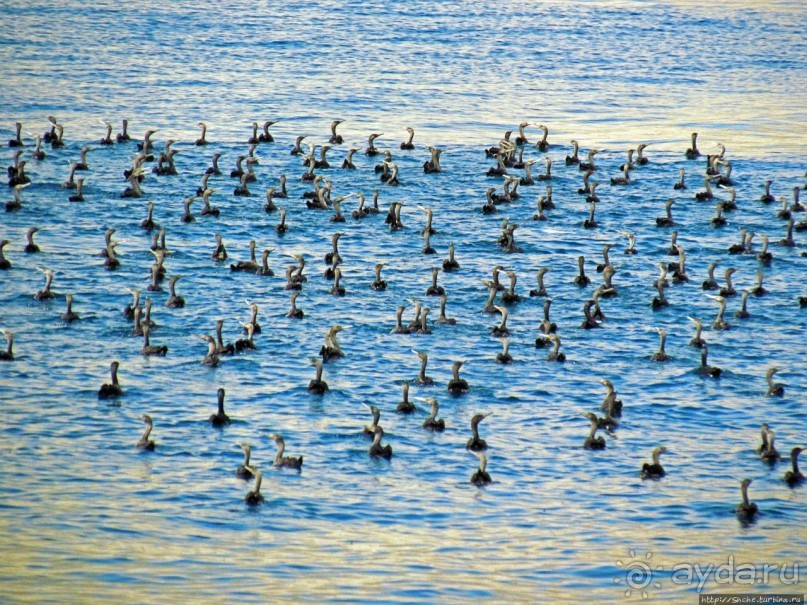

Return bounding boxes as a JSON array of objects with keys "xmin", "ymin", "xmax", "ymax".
[{"xmin": 1, "ymin": 1, "xmax": 806, "ymax": 603}]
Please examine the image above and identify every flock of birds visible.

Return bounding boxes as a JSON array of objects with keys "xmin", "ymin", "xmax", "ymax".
[{"xmin": 2, "ymin": 117, "xmax": 805, "ymax": 516}]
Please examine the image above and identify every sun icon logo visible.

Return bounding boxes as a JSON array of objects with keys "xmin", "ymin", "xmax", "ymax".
[{"xmin": 614, "ymin": 550, "xmax": 663, "ymax": 599}]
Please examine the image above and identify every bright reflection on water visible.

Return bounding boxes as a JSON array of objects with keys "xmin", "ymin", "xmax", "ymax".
[{"xmin": 1, "ymin": 0, "xmax": 806, "ymax": 603}]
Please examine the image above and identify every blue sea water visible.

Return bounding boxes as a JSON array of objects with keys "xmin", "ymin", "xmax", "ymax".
[{"xmin": 1, "ymin": 1, "xmax": 806, "ymax": 603}]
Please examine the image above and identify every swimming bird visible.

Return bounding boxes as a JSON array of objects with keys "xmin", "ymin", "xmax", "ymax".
[
  {"xmin": 397, "ymin": 381, "xmax": 415, "ymax": 414},
  {"xmin": 695, "ymin": 175, "xmax": 718, "ymax": 201},
  {"xmin": 765, "ymin": 367, "xmax": 784, "ymax": 397},
  {"xmin": 236, "ymin": 444, "xmax": 255, "ymax": 480},
  {"xmin": 141, "ymin": 324, "xmax": 167, "ymax": 357},
  {"xmin": 244, "ymin": 469, "xmax": 264, "ymax": 505},
  {"xmin": 719, "ymin": 268, "xmax": 737, "ymax": 297},
  {"xmin": 197, "ymin": 188, "xmax": 219, "ymax": 217},
  {"xmin": 532, "ymin": 195, "xmax": 549, "ymax": 221},
  {"xmin": 330, "ymin": 267, "xmax": 346, "ymax": 296},
  {"xmin": 566, "ymin": 139, "xmax": 580, "ymax": 164},
  {"xmin": 324, "ymin": 232, "xmax": 343, "ymax": 266},
  {"xmin": 400, "ymin": 127, "xmax": 415, "ymax": 150},
  {"xmin": 235, "ymin": 323, "xmax": 256, "ymax": 353},
  {"xmin": 641, "ymin": 446, "xmax": 668, "ymax": 479},
  {"xmin": 784, "ymin": 448, "xmax": 804, "ymax": 486},
  {"xmin": 180, "ymin": 197, "xmax": 197, "ymax": 223},
  {"xmin": 535, "ymin": 124, "xmax": 550, "ymax": 152},
  {"xmin": 30, "ymin": 135, "xmax": 46, "ymax": 160},
  {"xmin": 685, "ymin": 132, "xmax": 700, "ymax": 159},
  {"xmin": 231, "ymin": 240, "xmax": 259, "ymax": 273},
  {"xmin": 702, "ymin": 262, "xmax": 719, "ymax": 291},
  {"xmin": 596, "ymin": 243, "xmax": 615, "ymax": 273},
  {"xmin": 756, "ymin": 423, "xmax": 772, "ymax": 455},
  {"xmin": 392, "ymin": 305, "xmax": 410, "ymax": 334},
  {"xmin": 656, "ymin": 199, "xmax": 675, "ymax": 227},
  {"xmin": 501, "ymin": 271, "xmax": 521, "ymax": 304},
  {"xmin": 669, "ymin": 245, "xmax": 689, "ymax": 283},
  {"xmin": 114, "ymin": 118, "xmax": 131, "ymax": 143},
  {"xmin": 581, "ymin": 299, "xmax": 600, "ymax": 329},
  {"xmin": 573, "ymin": 255, "xmax": 590, "ymax": 287},
  {"xmin": 583, "ymin": 413, "xmax": 606, "ymax": 450},
  {"xmin": 308, "ymin": 358, "xmax": 329, "ymax": 393},
  {"xmin": 546, "ymin": 334, "xmax": 566, "ymax": 362},
  {"xmin": 6, "ymin": 183, "xmax": 29, "ymax": 212},
  {"xmin": 275, "ymin": 208, "xmax": 289, "ymax": 235},
  {"xmin": 369, "ymin": 426, "xmax": 392, "ymax": 458},
  {"xmin": 425, "ymin": 267, "xmax": 445, "ymax": 297},
  {"xmin": 470, "ymin": 451, "xmax": 492, "ymax": 486},
  {"xmin": 342, "ymin": 148, "xmax": 359, "ymax": 170},
  {"xmin": 0, "ymin": 329, "xmax": 13, "ymax": 361},
  {"xmin": 365, "ymin": 132, "xmax": 383, "ymax": 156},
  {"xmin": 258, "ymin": 120, "xmax": 276, "ymax": 143},
  {"xmin": 8, "ymin": 121, "xmax": 23, "ymax": 147},
  {"xmin": 756, "ymin": 235, "xmax": 773, "ymax": 264},
  {"xmin": 210, "ymin": 233, "xmax": 228, "ymax": 261},
  {"xmin": 367, "ymin": 262, "xmax": 387, "ymax": 291},
  {"xmin": 417, "ymin": 396, "xmax": 446, "ymax": 432},
  {"xmin": 779, "ymin": 219, "xmax": 795, "ymax": 246},
  {"xmin": 34, "ymin": 268, "xmax": 55, "ymax": 300},
  {"xmin": 673, "ymin": 167, "xmax": 687, "ymax": 190},
  {"xmin": 98, "ymin": 361, "xmax": 123, "ymax": 399},
  {"xmin": 270, "ymin": 434, "xmax": 303, "ymax": 469},
  {"xmin": 215, "ymin": 320, "xmax": 235, "ymax": 355},
  {"xmin": 423, "ymin": 146, "xmax": 443, "ymax": 174},
  {"xmin": 513, "ymin": 121, "xmax": 531, "ymax": 146},
  {"xmin": 246, "ymin": 122, "xmax": 260, "ymax": 145},
  {"xmin": 319, "ymin": 325, "xmax": 345, "ymax": 362},
  {"xmin": 735, "ymin": 478, "xmax": 758, "ymax": 522},
  {"xmin": 467, "ymin": 413, "xmax": 492, "ymax": 451},
  {"xmin": 728, "ymin": 228, "xmax": 747, "ymax": 255},
  {"xmin": 349, "ymin": 192, "xmax": 369, "ymax": 219},
  {"xmin": 536, "ymin": 156, "xmax": 552, "ymax": 182},
  {"xmin": 495, "ymin": 337, "xmax": 513, "ymax": 364},
  {"xmin": 447, "ymin": 360, "xmax": 469, "ymax": 394},
  {"xmin": 328, "ymin": 119, "xmax": 345, "ymax": 145},
  {"xmin": 283, "ymin": 291, "xmax": 304, "ymax": 319},
  {"xmin": 165, "ymin": 275, "xmax": 185, "ymax": 308},
  {"xmin": 734, "ymin": 290, "xmax": 751, "ymax": 318},
  {"xmin": 597, "ymin": 265, "xmax": 617, "ymax": 298},
  {"xmin": 209, "ymin": 388, "xmax": 230, "ymax": 427},
  {"xmin": 610, "ymin": 163, "xmax": 631, "ymax": 186},
  {"xmin": 759, "ymin": 179, "xmax": 775, "ymax": 204},
  {"xmin": 413, "ymin": 349, "xmax": 434, "ymax": 385},
  {"xmin": 710, "ymin": 201, "xmax": 726, "ymax": 227},
  {"xmin": 491, "ymin": 306, "xmax": 509, "ymax": 337},
  {"xmin": 650, "ymin": 328, "xmax": 671, "ymax": 362},
  {"xmin": 200, "ymin": 334, "xmax": 220, "ymax": 366},
  {"xmin": 137, "ymin": 415, "xmax": 156, "ymax": 451},
  {"xmin": 707, "ymin": 295, "xmax": 730, "ymax": 330},
  {"xmin": 586, "ymin": 182, "xmax": 600, "ymax": 204},
  {"xmin": 529, "ymin": 268, "xmax": 550, "ymax": 297},
  {"xmin": 61, "ymin": 294, "xmax": 80, "ymax": 322},
  {"xmin": 140, "ymin": 201, "xmax": 158, "ymax": 232},
  {"xmin": 759, "ymin": 428, "xmax": 781, "ymax": 463},
  {"xmin": 123, "ymin": 289, "xmax": 141, "ymax": 321},
  {"xmin": 233, "ymin": 173, "xmax": 251, "ymax": 197},
  {"xmin": 696, "ymin": 343, "xmax": 721, "ymax": 378},
  {"xmin": 599, "ymin": 379, "xmax": 622, "ymax": 417},
  {"xmin": 362, "ymin": 404, "xmax": 382, "ymax": 437},
  {"xmin": 481, "ymin": 187, "xmax": 498, "ymax": 214},
  {"xmin": 790, "ymin": 186, "xmax": 804, "ymax": 212},
  {"xmin": 579, "ymin": 148, "xmax": 598, "ymax": 171}
]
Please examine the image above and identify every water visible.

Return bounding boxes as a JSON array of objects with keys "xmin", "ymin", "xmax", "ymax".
[{"xmin": 1, "ymin": 1, "xmax": 806, "ymax": 603}]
